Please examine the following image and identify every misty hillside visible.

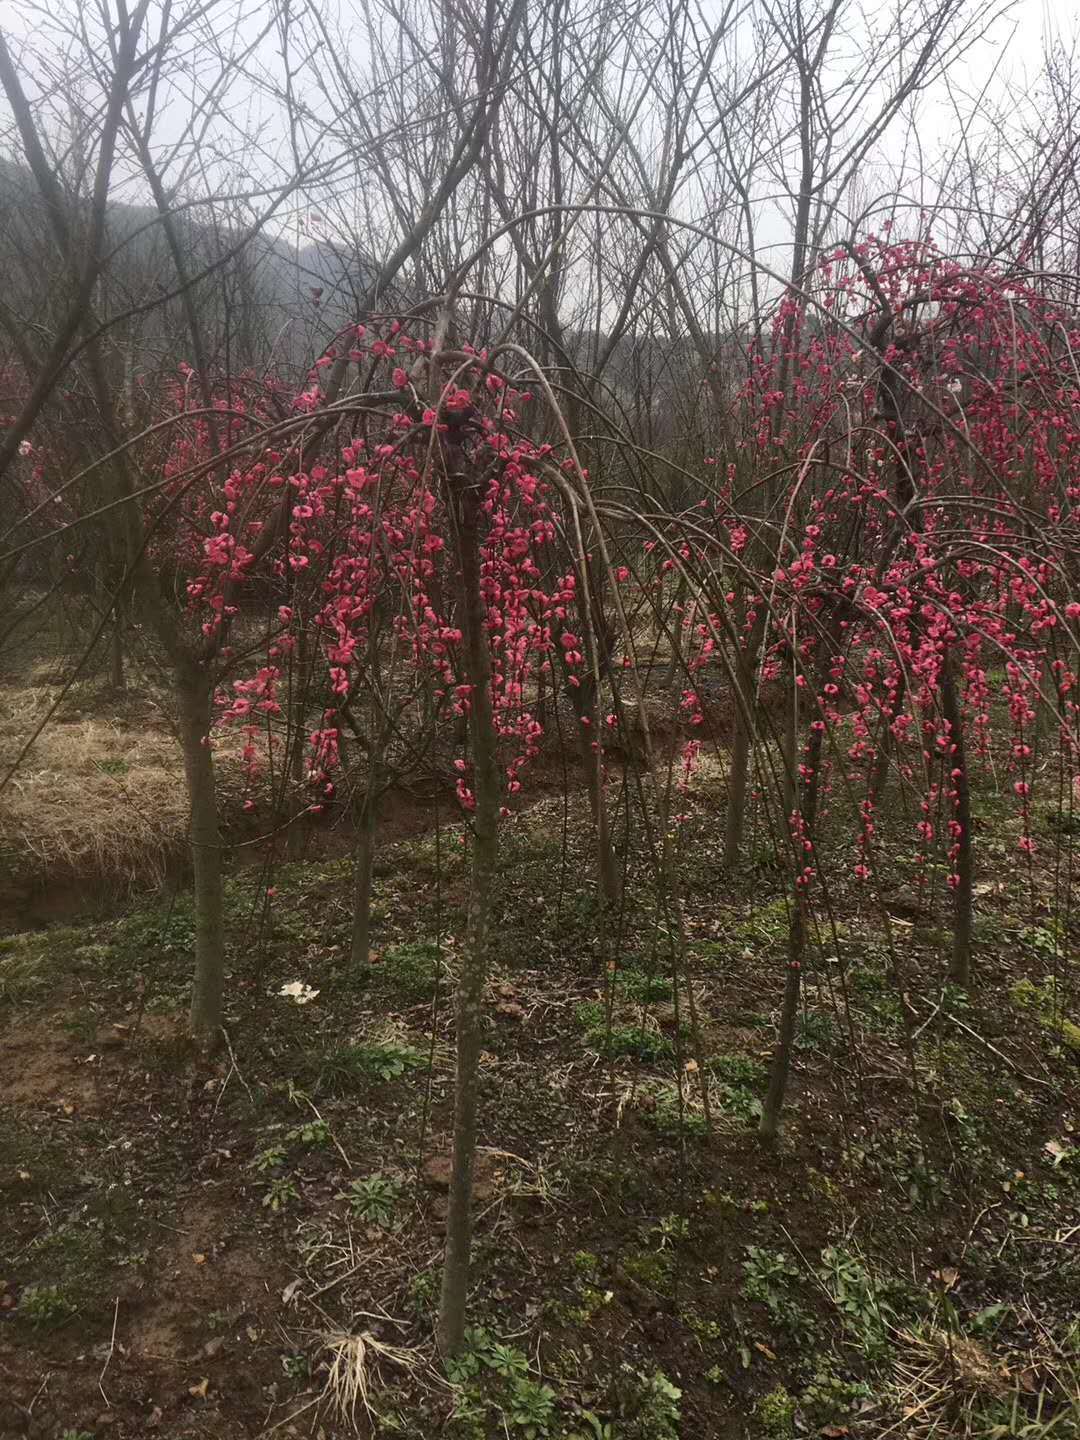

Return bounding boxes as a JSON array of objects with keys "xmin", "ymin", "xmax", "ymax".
[{"xmin": 0, "ymin": 157, "xmax": 379, "ymax": 376}]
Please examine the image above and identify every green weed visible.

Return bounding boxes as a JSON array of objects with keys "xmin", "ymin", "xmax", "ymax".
[
  {"xmin": 262, "ymin": 1175, "xmax": 299, "ymax": 1211},
  {"xmin": 19, "ymin": 1283, "xmax": 76, "ymax": 1328},
  {"xmin": 755, "ymin": 1386, "xmax": 795, "ymax": 1437},
  {"xmin": 0, "ymin": 928, "xmax": 85, "ymax": 1005},
  {"xmin": 799, "ymin": 1371, "xmax": 871, "ymax": 1428},
  {"xmin": 619, "ymin": 1370, "xmax": 682, "ymax": 1440},
  {"xmin": 742, "ymin": 1247, "xmax": 813, "ymax": 1339},
  {"xmin": 342, "ymin": 1173, "xmax": 402, "ymax": 1227},
  {"xmin": 817, "ymin": 1245, "xmax": 895, "ymax": 1361},
  {"xmin": 507, "ymin": 1377, "xmax": 556, "ymax": 1437},
  {"xmin": 319, "ymin": 1039, "xmax": 425, "ymax": 1088},
  {"xmin": 615, "ymin": 970, "xmax": 674, "ymax": 1004},
  {"xmin": 576, "ymin": 1002, "xmax": 675, "ymax": 1063},
  {"xmin": 377, "ymin": 942, "xmax": 444, "ymax": 1002}
]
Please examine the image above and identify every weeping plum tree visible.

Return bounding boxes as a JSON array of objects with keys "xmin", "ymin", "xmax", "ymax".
[
  {"xmin": 622, "ymin": 234, "xmax": 1080, "ymax": 1140},
  {"xmin": 759, "ymin": 714, "xmax": 824, "ymax": 1144},
  {"xmin": 221, "ymin": 330, "xmax": 601, "ymax": 1345},
  {"xmin": 434, "ymin": 397, "xmax": 504, "ymax": 1354},
  {"xmin": 0, "ymin": 0, "xmax": 526, "ymax": 1047}
]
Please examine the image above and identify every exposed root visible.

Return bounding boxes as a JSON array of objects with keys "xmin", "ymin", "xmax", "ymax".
[{"xmin": 320, "ymin": 1330, "xmax": 424, "ymax": 1431}]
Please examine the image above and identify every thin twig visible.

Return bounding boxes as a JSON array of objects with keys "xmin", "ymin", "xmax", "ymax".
[
  {"xmin": 912, "ymin": 993, "xmax": 944, "ymax": 1040},
  {"xmin": 943, "ymin": 1011, "xmax": 1055, "ymax": 1091},
  {"xmin": 304, "ymin": 1095, "xmax": 352, "ymax": 1169},
  {"xmin": 26, "ymin": 1372, "xmax": 50, "ymax": 1415},
  {"xmin": 98, "ymin": 1296, "xmax": 119, "ymax": 1405},
  {"xmin": 218, "ymin": 1025, "xmax": 255, "ymax": 1107}
]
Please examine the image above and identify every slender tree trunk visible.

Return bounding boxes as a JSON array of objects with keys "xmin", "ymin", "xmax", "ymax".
[
  {"xmin": 437, "ymin": 472, "xmax": 501, "ymax": 1356},
  {"xmin": 759, "ymin": 900, "xmax": 807, "ymax": 1145},
  {"xmin": 109, "ymin": 600, "xmax": 125, "ymax": 692},
  {"xmin": 724, "ymin": 713, "xmax": 753, "ymax": 868},
  {"xmin": 724, "ymin": 612, "xmax": 765, "ymax": 869},
  {"xmin": 570, "ymin": 679, "xmax": 622, "ymax": 904},
  {"xmin": 868, "ymin": 728, "xmax": 892, "ymax": 807},
  {"xmin": 349, "ymin": 787, "xmax": 378, "ymax": 970},
  {"xmin": 96, "ymin": 547, "xmax": 126, "ymax": 692},
  {"xmin": 559, "ymin": 635, "xmax": 619, "ymax": 907},
  {"xmin": 286, "ymin": 625, "xmax": 308, "ymax": 861},
  {"xmin": 759, "ymin": 721, "xmax": 824, "ymax": 1144},
  {"xmin": 728, "ymin": 54, "xmax": 816, "ymax": 871},
  {"xmin": 177, "ymin": 663, "xmax": 225, "ymax": 1050},
  {"xmin": 569, "ymin": 589, "xmax": 620, "ymax": 906},
  {"xmin": 941, "ymin": 652, "xmax": 973, "ymax": 987},
  {"xmin": 590, "ymin": 764, "xmax": 620, "ymax": 907},
  {"xmin": 869, "ymin": 668, "xmax": 908, "ymax": 807},
  {"xmin": 781, "ymin": 682, "xmax": 798, "ymax": 819}
]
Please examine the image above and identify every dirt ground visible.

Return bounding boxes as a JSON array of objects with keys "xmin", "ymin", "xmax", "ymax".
[{"xmin": 2, "ymin": 696, "xmax": 1079, "ymax": 1439}]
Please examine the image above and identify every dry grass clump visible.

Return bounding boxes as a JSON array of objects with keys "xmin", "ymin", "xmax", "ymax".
[
  {"xmin": 0, "ymin": 680, "xmax": 189, "ymax": 893},
  {"xmin": 887, "ymin": 1324, "xmax": 1018, "ymax": 1437},
  {"xmin": 320, "ymin": 1331, "xmax": 424, "ymax": 1430}
]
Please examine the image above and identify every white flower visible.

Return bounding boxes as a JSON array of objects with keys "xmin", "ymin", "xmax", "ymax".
[
  {"xmin": 278, "ymin": 980, "xmax": 319, "ymax": 1005},
  {"xmin": 18, "ymin": 440, "xmax": 32, "ymax": 456}
]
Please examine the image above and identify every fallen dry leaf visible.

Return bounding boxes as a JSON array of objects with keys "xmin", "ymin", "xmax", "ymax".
[
  {"xmin": 188, "ymin": 1378, "xmax": 210, "ymax": 1399},
  {"xmin": 191, "ymin": 1252, "xmax": 207, "ymax": 1266}
]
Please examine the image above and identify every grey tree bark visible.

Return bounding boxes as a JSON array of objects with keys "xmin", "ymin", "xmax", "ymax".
[
  {"xmin": 437, "ymin": 462, "xmax": 501, "ymax": 1356},
  {"xmin": 349, "ymin": 787, "xmax": 379, "ymax": 971},
  {"xmin": 177, "ymin": 663, "xmax": 225, "ymax": 1050},
  {"xmin": 759, "ymin": 718, "xmax": 824, "ymax": 1143},
  {"xmin": 941, "ymin": 652, "xmax": 973, "ymax": 987}
]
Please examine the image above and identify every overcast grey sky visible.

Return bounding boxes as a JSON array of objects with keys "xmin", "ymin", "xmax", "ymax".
[{"xmin": 1, "ymin": 0, "xmax": 1076, "ymax": 278}]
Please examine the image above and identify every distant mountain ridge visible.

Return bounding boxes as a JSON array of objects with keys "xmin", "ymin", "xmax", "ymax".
[{"xmin": 0, "ymin": 156, "xmax": 381, "ymax": 375}]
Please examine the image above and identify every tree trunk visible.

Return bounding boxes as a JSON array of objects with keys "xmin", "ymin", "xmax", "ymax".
[
  {"xmin": 589, "ymin": 762, "xmax": 620, "ymax": 907},
  {"xmin": 286, "ymin": 625, "xmax": 308, "ymax": 861},
  {"xmin": 869, "ymin": 667, "xmax": 908, "ymax": 807},
  {"xmin": 781, "ymin": 681, "xmax": 798, "ymax": 820},
  {"xmin": 759, "ymin": 721, "xmax": 824, "ymax": 1144},
  {"xmin": 560, "ymin": 613, "xmax": 619, "ymax": 906},
  {"xmin": 570, "ymin": 687, "xmax": 619, "ymax": 907},
  {"xmin": 724, "ymin": 614, "xmax": 765, "ymax": 869},
  {"xmin": 349, "ymin": 787, "xmax": 378, "ymax": 971},
  {"xmin": 724, "ymin": 711, "xmax": 753, "ymax": 868},
  {"xmin": 759, "ymin": 903, "xmax": 807, "ymax": 1145},
  {"xmin": 437, "ymin": 472, "xmax": 501, "ymax": 1356},
  {"xmin": 177, "ymin": 664, "xmax": 225, "ymax": 1050},
  {"xmin": 941, "ymin": 652, "xmax": 973, "ymax": 987},
  {"xmin": 109, "ymin": 602, "xmax": 125, "ymax": 692}
]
